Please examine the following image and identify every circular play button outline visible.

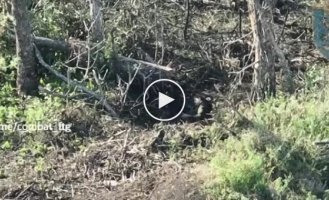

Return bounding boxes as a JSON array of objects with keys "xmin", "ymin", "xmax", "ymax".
[{"xmin": 143, "ymin": 79, "xmax": 186, "ymax": 122}]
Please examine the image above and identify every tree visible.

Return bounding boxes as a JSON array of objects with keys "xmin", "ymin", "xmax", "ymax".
[
  {"xmin": 89, "ymin": 0, "xmax": 104, "ymax": 42},
  {"xmin": 12, "ymin": 0, "xmax": 38, "ymax": 96},
  {"xmin": 247, "ymin": 0, "xmax": 277, "ymax": 100}
]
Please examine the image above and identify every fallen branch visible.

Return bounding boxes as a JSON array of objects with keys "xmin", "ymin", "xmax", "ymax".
[
  {"xmin": 34, "ymin": 36, "xmax": 71, "ymax": 53},
  {"xmin": 15, "ymin": 34, "xmax": 174, "ymax": 72},
  {"xmin": 117, "ymin": 55, "xmax": 173, "ymax": 71},
  {"xmin": 8, "ymin": 34, "xmax": 71, "ymax": 53},
  {"xmin": 38, "ymin": 86, "xmax": 87, "ymax": 100},
  {"xmin": 7, "ymin": 33, "xmax": 173, "ymax": 72},
  {"xmin": 34, "ymin": 45, "xmax": 118, "ymax": 117}
]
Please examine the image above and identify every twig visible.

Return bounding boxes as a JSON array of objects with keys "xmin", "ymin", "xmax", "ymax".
[
  {"xmin": 121, "ymin": 64, "xmax": 141, "ymax": 107},
  {"xmin": 229, "ymin": 60, "xmax": 259, "ymax": 74},
  {"xmin": 34, "ymin": 45, "xmax": 118, "ymax": 117}
]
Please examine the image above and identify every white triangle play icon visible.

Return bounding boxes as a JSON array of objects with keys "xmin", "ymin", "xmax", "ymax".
[{"xmin": 158, "ymin": 92, "xmax": 175, "ymax": 109}]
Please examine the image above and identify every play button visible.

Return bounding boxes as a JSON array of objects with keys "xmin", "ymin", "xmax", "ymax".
[
  {"xmin": 143, "ymin": 79, "xmax": 186, "ymax": 121},
  {"xmin": 158, "ymin": 92, "xmax": 175, "ymax": 109}
]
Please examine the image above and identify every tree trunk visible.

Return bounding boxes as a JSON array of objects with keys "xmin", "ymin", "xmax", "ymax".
[
  {"xmin": 247, "ymin": 0, "xmax": 276, "ymax": 100},
  {"xmin": 12, "ymin": 0, "xmax": 38, "ymax": 96},
  {"xmin": 90, "ymin": 0, "xmax": 104, "ymax": 42}
]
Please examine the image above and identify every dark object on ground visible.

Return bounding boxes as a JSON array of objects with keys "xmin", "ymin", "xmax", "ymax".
[{"xmin": 181, "ymin": 96, "xmax": 212, "ymax": 121}]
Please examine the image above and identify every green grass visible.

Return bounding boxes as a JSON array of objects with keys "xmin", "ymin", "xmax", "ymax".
[
  {"xmin": 202, "ymin": 67, "xmax": 329, "ymax": 199},
  {"xmin": 250, "ymin": 89, "xmax": 329, "ymax": 139},
  {"xmin": 205, "ymin": 133, "xmax": 269, "ymax": 199}
]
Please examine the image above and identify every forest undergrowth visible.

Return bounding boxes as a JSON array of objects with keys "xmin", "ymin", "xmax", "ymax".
[{"xmin": 1, "ymin": 0, "xmax": 329, "ymax": 199}]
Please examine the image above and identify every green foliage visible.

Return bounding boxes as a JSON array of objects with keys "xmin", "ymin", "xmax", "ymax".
[
  {"xmin": 0, "ymin": 55, "xmax": 17, "ymax": 85},
  {"xmin": 203, "ymin": 131, "xmax": 326, "ymax": 199},
  {"xmin": 34, "ymin": 157, "xmax": 47, "ymax": 172},
  {"xmin": 251, "ymin": 89, "xmax": 329, "ymax": 139},
  {"xmin": 24, "ymin": 97, "xmax": 63, "ymax": 124},
  {"xmin": 304, "ymin": 64, "xmax": 329, "ymax": 92},
  {"xmin": 205, "ymin": 133, "xmax": 269, "ymax": 199},
  {"xmin": 1, "ymin": 140, "xmax": 12, "ymax": 150},
  {"xmin": 0, "ymin": 93, "xmax": 64, "ymax": 152},
  {"xmin": 244, "ymin": 68, "xmax": 329, "ymax": 140},
  {"xmin": 202, "ymin": 67, "xmax": 329, "ymax": 199},
  {"xmin": 0, "ymin": 83, "xmax": 19, "ymax": 107},
  {"xmin": 32, "ymin": 0, "xmax": 88, "ymax": 39}
]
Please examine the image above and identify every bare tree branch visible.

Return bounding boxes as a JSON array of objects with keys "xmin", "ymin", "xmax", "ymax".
[{"xmin": 34, "ymin": 45, "xmax": 118, "ymax": 117}]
